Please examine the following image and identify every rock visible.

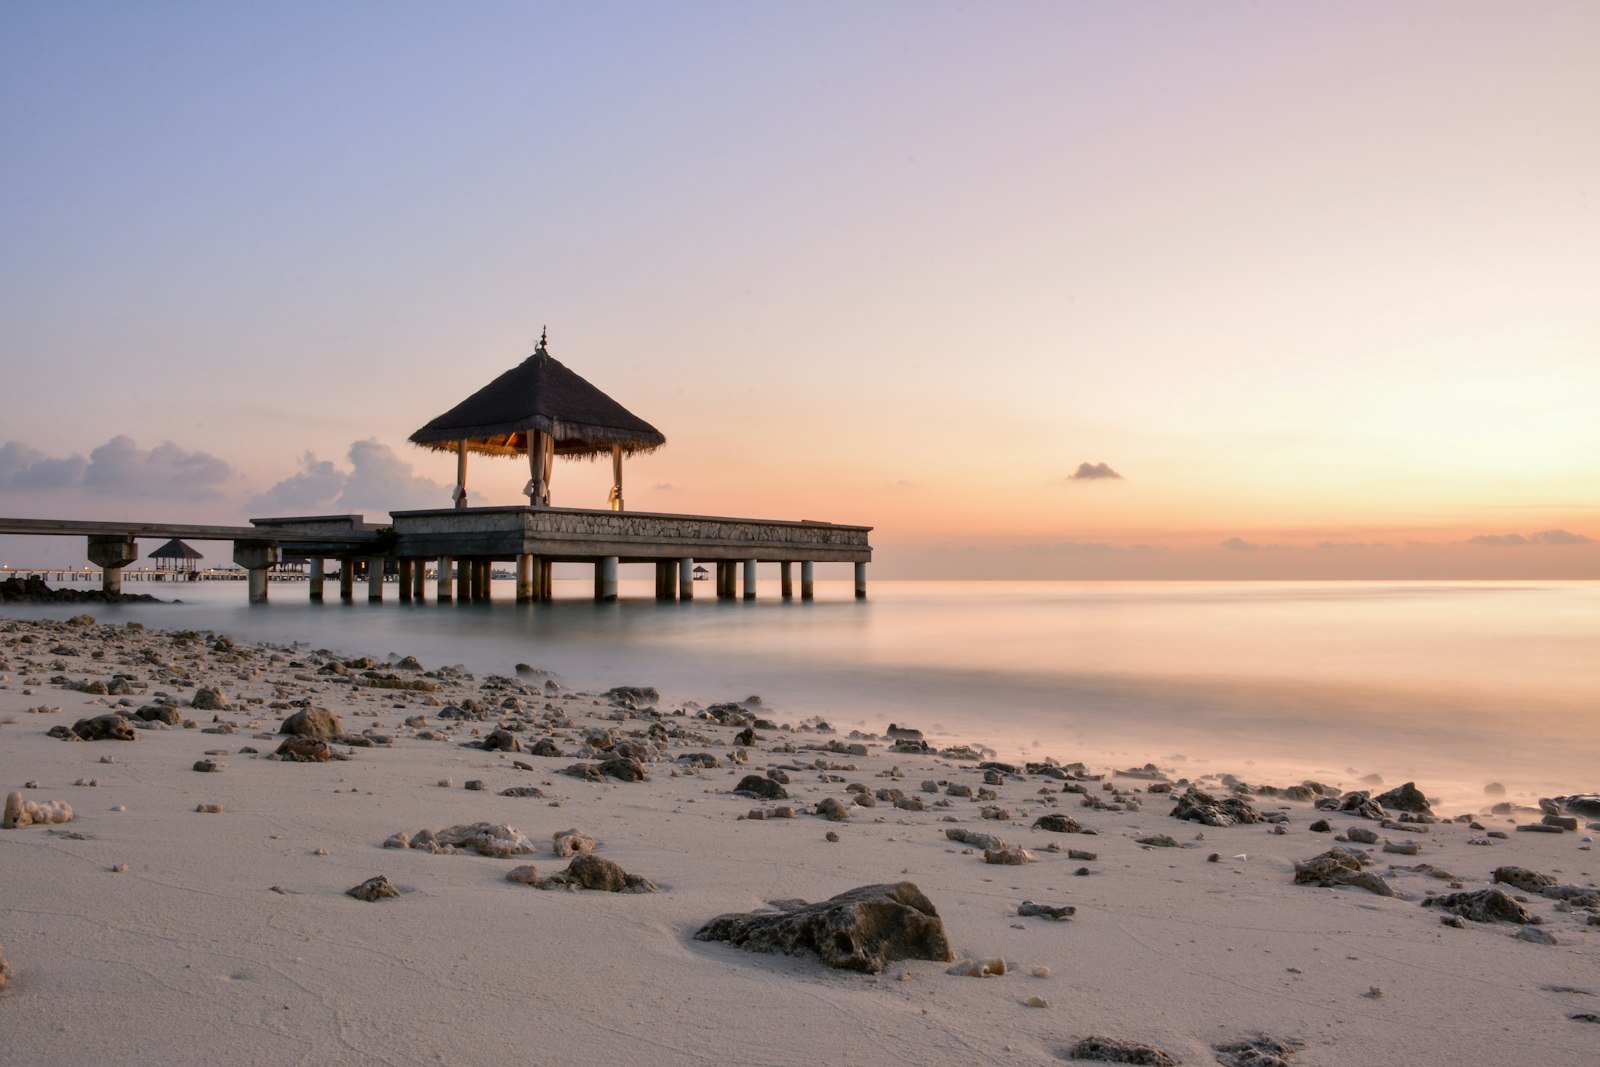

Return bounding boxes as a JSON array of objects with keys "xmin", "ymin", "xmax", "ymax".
[
  {"xmin": 432, "ymin": 822, "xmax": 537, "ymax": 858},
  {"xmin": 383, "ymin": 832, "xmax": 410, "ymax": 849},
  {"xmin": 1422, "ymin": 888, "xmax": 1532, "ymax": 924},
  {"xmin": 346, "ymin": 875, "xmax": 399, "ymax": 902},
  {"xmin": 947, "ymin": 957, "xmax": 1007, "ymax": 977},
  {"xmin": 498, "ymin": 786, "xmax": 545, "ymax": 798},
  {"xmin": 505, "ymin": 864, "xmax": 540, "ymax": 885},
  {"xmin": 191, "ymin": 687, "xmax": 229, "ymax": 711},
  {"xmin": 1550, "ymin": 793, "xmax": 1600, "ymax": 819},
  {"xmin": 71, "ymin": 713, "xmax": 137, "ymax": 741},
  {"xmin": 1335, "ymin": 791, "xmax": 1386, "ymax": 820},
  {"xmin": 193, "ymin": 759, "xmax": 221, "ymax": 773},
  {"xmin": 464, "ymin": 780, "xmax": 485, "ymax": 791},
  {"xmin": 1492, "ymin": 866, "xmax": 1554, "ymax": 893},
  {"xmin": 1308, "ymin": 819, "xmax": 1331, "ymax": 833},
  {"xmin": 1032, "ymin": 813, "xmax": 1084, "ymax": 833},
  {"xmin": 529, "ymin": 737, "xmax": 565, "ymax": 758},
  {"xmin": 1344, "ymin": 826, "xmax": 1379, "ymax": 844},
  {"xmin": 135, "ymin": 704, "xmax": 182, "ymax": 724},
  {"xmin": 946, "ymin": 827, "xmax": 1007, "ymax": 851},
  {"xmin": 733, "ymin": 775, "xmax": 788, "ymax": 800},
  {"xmin": 552, "ymin": 828, "xmax": 597, "ymax": 857},
  {"xmin": 481, "ymin": 727, "xmax": 522, "ymax": 752},
  {"xmin": 1516, "ymin": 926, "xmax": 1558, "ymax": 945},
  {"xmin": 1064, "ymin": 1035, "xmax": 1176, "ymax": 1065},
  {"xmin": 4, "ymin": 791, "xmax": 73, "ymax": 828},
  {"xmin": 605, "ymin": 685, "xmax": 659, "ymax": 708},
  {"xmin": 279, "ymin": 707, "xmax": 343, "ymax": 740},
  {"xmin": 815, "ymin": 797, "xmax": 852, "ymax": 822},
  {"xmin": 1292, "ymin": 848, "xmax": 1393, "ymax": 896},
  {"xmin": 539, "ymin": 853, "xmax": 657, "ymax": 893},
  {"xmin": 1541, "ymin": 814, "xmax": 1579, "ymax": 831},
  {"xmin": 1169, "ymin": 786, "xmax": 1262, "ymax": 827},
  {"xmin": 274, "ymin": 737, "xmax": 334, "ymax": 761},
  {"xmin": 695, "ymin": 882, "xmax": 955, "ymax": 974},
  {"xmin": 886, "ymin": 723, "xmax": 924, "ymax": 741},
  {"xmin": 1214, "ymin": 1035, "xmax": 1303, "ymax": 1067},
  {"xmin": 984, "ymin": 846, "xmax": 1037, "ymax": 865},
  {"xmin": 1373, "ymin": 781, "xmax": 1432, "ymax": 816},
  {"xmin": 1135, "ymin": 834, "xmax": 1180, "ymax": 848},
  {"xmin": 1382, "ymin": 840, "xmax": 1421, "ymax": 856},
  {"xmin": 1018, "ymin": 901, "xmax": 1075, "ymax": 920}
]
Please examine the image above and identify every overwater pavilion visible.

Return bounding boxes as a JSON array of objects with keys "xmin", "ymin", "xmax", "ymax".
[{"xmin": 149, "ymin": 538, "xmax": 203, "ymax": 579}]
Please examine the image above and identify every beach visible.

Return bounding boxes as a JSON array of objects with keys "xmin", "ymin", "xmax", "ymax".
[{"xmin": 1, "ymin": 611, "xmax": 1596, "ymax": 1066}]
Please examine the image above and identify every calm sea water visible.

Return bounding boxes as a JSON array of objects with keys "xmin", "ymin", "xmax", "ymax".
[{"xmin": 6, "ymin": 578, "xmax": 1595, "ymax": 812}]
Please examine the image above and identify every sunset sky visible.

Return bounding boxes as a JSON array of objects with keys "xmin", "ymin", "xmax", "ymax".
[{"xmin": 2, "ymin": 2, "xmax": 1597, "ymax": 578}]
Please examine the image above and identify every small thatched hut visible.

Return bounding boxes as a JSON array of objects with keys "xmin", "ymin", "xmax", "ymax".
[
  {"xmin": 408, "ymin": 331, "xmax": 665, "ymax": 509},
  {"xmin": 149, "ymin": 538, "xmax": 203, "ymax": 576}
]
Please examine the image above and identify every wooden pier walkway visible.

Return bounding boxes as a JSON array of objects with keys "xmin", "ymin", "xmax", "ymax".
[{"xmin": 0, "ymin": 508, "xmax": 872, "ymax": 605}]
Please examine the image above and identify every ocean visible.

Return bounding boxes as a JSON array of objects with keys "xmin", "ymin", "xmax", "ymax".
[{"xmin": 5, "ymin": 578, "xmax": 1595, "ymax": 813}]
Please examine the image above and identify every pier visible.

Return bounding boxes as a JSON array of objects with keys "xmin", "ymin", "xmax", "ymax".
[{"xmin": 0, "ymin": 508, "xmax": 871, "ymax": 605}]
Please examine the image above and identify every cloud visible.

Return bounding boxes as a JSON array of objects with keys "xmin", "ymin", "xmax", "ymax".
[
  {"xmin": 1314, "ymin": 541, "xmax": 1389, "ymax": 550},
  {"xmin": 1219, "ymin": 536, "xmax": 1259, "ymax": 551},
  {"xmin": 1468, "ymin": 529, "xmax": 1594, "ymax": 547},
  {"xmin": 0, "ymin": 436, "xmax": 231, "ymax": 500},
  {"xmin": 249, "ymin": 440, "xmax": 451, "ymax": 515},
  {"xmin": 1067, "ymin": 462, "xmax": 1122, "ymax": 481},
  {"xmin": 652, "ymin": 482, "xmax": 678, "ymax": 492}
]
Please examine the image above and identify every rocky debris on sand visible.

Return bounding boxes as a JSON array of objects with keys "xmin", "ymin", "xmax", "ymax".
[
  {"xmin": 528, "ymin": 737, "xmax": 565, "ymax": 758},
  {"xmin": 984, "ymin": 846, "xmax": 1037, "ymax": 865},
  {"xmin": 1136, "ymin": 834, "xmax": 1180, "ymax": 848},
  {"xmin": 387, "ymin": 823, "xmax": 536, "ymax": 858},
  {"xmin": 1292, "ymin": 848, "xmax": 1394, "ymax": 896},
  {"xmin": 695, "ymin": 881, "xmax": 954, "ymax": 974},
  {"xmin": 552, "ymin": 828, "xmax": 597, "ymax": 857},
  {"xmin": 733, "ymin": 774, "xmax": 788, "ymax": 800},
  {"xmin": 1422, "ymin": 888, "xmax": 1533, "ymax": 924},
  {"xmin": 1324, "ymin": 790, "xmax": 1386, "ymax": 820},
  {"xmin": 815, "ymin": 797, "xmax": 852, "ymax": 822},
  {"xmin": 69, "ymin": 713, "xmax": 137, "ymax": 741},
  {"xmin": 1214, "ymin": 1034, "xmax": 1304, "ymax": 1067},
  {"xmin": 136, "ymin": 704, "xmax": 182, "ymax": 725},
  {"xmin": 562, "ymin": 758, "xmax": 646, "ymax": 783},
  {"xmin": 273, "ymin": 737, "xmax": 338, "ymax": 761},
  {"xmin": 1492, "ymin": 866, "xmax": 1600, "ymax": 907},
  {"xmin": 536, "ymin": 853, "xmax": 656, "ymax": 893},
  {"xmin": 1064, "ymin": 1035, "xmax": 1176, "ymax": 1064},
  {"xmin": 1373, "ymin": 781, "xmax": 1433, "ymax": 816},
  {"xmin": 1549, "ymin": 793, "xmax": 1600, "ymax": 819},
  {"xmin": 1169, "ymin": 786, "xmax": 1263, "ymax": 827},
  {"xmin": 1017, "ymin": 901, "xmax": 1075, "ymax": 920},
  {"xmin": 191, "ymin": 686, "xmax": 229, "ymax": 710},
  {"xmin": 947, "ymin": 957, "xmax": 1007, "ymax": 977},
  {"xmin": 1032, "ymin": 813, "xmax": 1085, "ymax": 833},
  {"xmin": 946, "ymin": 827, "xmax": 1008, "ymax": 851},
  {"xmin": 279, "ymin": 707, "xmax": 343, "ymax": 740},
  {"xmin": 478, "ymin": 727, "xmax": 522, "ymax": 752},
  {"xmin": 4, "ymin": 791, "xmax": 74, "ymax": 828},
  {"xmin": 346, "ymin": 875, "xmax": 399, "ymax": 902},
  {"xmin": 498, "ymin": 786, "xmax": 545, "ymax": 799},
  {"xmin": 193, "ymin": 759, "xmax": 221, "ymax": 773},
  {"xmin": 1343, "ymin": 826, "xmax": 1379, "ymax": 845},
  {"xmin": 505, "ymin": 864, "xmax": 539, "ymax": 885}
]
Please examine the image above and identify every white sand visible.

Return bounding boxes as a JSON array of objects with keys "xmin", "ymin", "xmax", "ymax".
[{"xmin": 2, "ymin": 614, "xmax": 1596, "ymax": 1066}]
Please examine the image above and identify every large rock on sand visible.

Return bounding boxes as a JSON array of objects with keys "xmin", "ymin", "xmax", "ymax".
[
  {"xmin": 71, "ymin": 713, "xmax": 137, "ymax": 741},
  {"xmin": 1374, "ymin": 781, "xmax": 1433, "ymax": 816},
  {"xmin": 1169, "ymin": 786, "xmax": 1262, "ymax": 827},
  {"xmin": 695, "ymin": 882, "xmax": 955, "ymax": 974},
  {"xmin": 279, "ymin": 707, "xmax": 344, "ymax": 740}
]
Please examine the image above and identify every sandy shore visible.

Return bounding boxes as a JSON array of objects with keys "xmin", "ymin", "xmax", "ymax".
[{"xmin": 2, "ymin": 614, "xmax": 1596, "ymax": 1066}]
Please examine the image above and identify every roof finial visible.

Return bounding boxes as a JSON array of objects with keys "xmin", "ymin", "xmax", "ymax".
[{"xmin": 539, "ymin": 325, "xmax": 548, "ymax": 350}]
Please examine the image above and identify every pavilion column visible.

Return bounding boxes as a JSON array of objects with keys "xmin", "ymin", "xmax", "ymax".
[
  {"xmin": 412, "ymin": 559, "xmax": 427, "ymax": 602},
  {"xmin": 308, "ymin": 558, "xmax": 325, "ymax": 602},
  {"xmin": 610, "ymin": 443, "xmax": 624, "ymax": 511},
  {"xmin": 398, "ymin": 559, "xmax": 414, "ymax": 603},
  {"xmin": 678, "ymin": 557, "xmax": 693, "ymax": 601},
  {"xmin": 742, "ymin": 559, "xmax": 757, "ymax": 601},
  {"xmin": 781, "ymin": 561, "xmax": 793, "ymax": 599},
  {"xmin": 541, "ymin": 558, "xmax": 553, "ymax": 599},
  {"xmin": 801, "ymin": 561, "xmax": 814, "ymax": 601},
  {"xmin": 367, "ymin": 558, "xmax": 384, "ymax": 602},
  {"xmin": 339, "ymin": 561, "xmax": 354, "ymax": 603},
  {"xmin": 596, "ymin": 556, "xmax": 618, "ymax": 601},
  {"xmin": 87, "ymin": 535, "xmax": 138, "ymax": 598},
  {"xmin": 517, "ymin": 554, "xmax": 533, "ymax": 603},
  {"xmin": 436, "ymin": 557, "xmax": 453, "ymax": 602},
  {"xmin": 454, "ymin": 440, "xmax": 469, "ymax": 508},
  {"xmin": 854, "ymin": 562, "xmax": 867, "ymax": 600}
]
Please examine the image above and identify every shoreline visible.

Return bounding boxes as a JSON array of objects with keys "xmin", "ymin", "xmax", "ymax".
[{"xmin": 2, "ymin": 613, "xmax": 1597, "ymax": 1065}]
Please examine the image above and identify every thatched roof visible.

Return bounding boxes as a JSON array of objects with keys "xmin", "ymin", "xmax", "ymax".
[
  {"xmin": 149, "ymin": 538, "xmax": 203, "ymax": 560},
  {"xmin": 409, "ymin": 338, "xmax": 666, "ymax": 458}
]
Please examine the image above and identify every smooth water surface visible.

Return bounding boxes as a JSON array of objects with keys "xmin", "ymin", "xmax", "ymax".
[{"xmin": 7, "ymin": 579, "xmax": 1595, "ymax": 811}]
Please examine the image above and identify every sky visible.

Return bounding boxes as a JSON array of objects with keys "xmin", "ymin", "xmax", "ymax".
[{"xmin": 2, "ymin": 1, "xmax": 1597, "ymax": 578}]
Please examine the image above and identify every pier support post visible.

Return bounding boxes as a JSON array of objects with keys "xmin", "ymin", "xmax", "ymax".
[
  {"xmin": 531, "ymin": 557, "xmax": 547, "ymax": 601},
  {"xmin": 367, "ymin": 558, "xmax": 384, "ymax": 602},
  {"xmin": 478, "ymin": 560, "xmax": 492, "ymax": 602},
  {"xmin": 598, "ymin": 556, "xmax": 618, "ymax": 601},
  {"xmin": 854, "ymin": 561, "xmax": 867, "ymax": 600},
  {"xmin": 232, "ymin": 541, "xmax": 280, "ymax": 605},
  {"xmin": 86, "ymin": 536, "xmax": 138, "ymax": 597},
  {"xmin": 398, "ymin": 559, "xmax": 414, "ymax": 603},
  {"xmin": 679, "ymin": 557, "xmax": 693, "ymax": 601},
  {"xmin": 743, "ymin": 559, "xmax": 757, "ymax": 601},
  {"xmin": 338, "ymin": 562, "xmax": 354, "ymax": 602},
  {"xmin": 412, "ymin": 559, "xmax": 427, "ymax": 602},
  {"xmin": 436, "ymin": 557, "xmax": 452, "ymax": 603},
  {"xmin": 801, "ymin": 561, "xmax": 814, "ymax": 600},
  {"xmin": 715, "ymin": 561, "xmax": 732, "ymax": 599},
  {"xmin": 308, "ymin": 558, "xmax": 325, "ymax": 602},
  {"xmin": 456, "ymin": 558, "xmax": 472, "ymax": 602},
  {"xmin": 517, "ymin": 554, "xmax": 533, "ymax": 602},
  {"xmin": 780, "ymin": 561, "xmax": 793, "ymax": 599}
]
